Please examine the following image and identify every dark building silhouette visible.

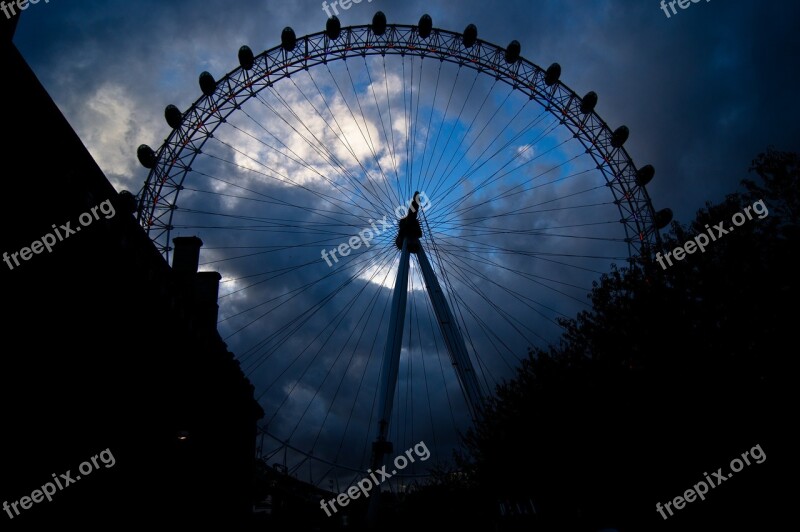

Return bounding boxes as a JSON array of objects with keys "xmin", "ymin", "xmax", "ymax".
[{"xmin": 1, "ymin": 11, "xmax": 263, "ymax": 527}]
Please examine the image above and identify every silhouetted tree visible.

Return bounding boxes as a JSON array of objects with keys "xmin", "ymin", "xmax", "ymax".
[{"xmin": 457, "ymin": 149, "xmax": 798, "ymax": 531}]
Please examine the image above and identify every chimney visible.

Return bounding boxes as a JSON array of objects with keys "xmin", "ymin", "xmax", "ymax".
[
  {"xmin": 172, "ymin": 236, "xmax": 222, "ymax": 334},
  {"xmin": 194, "ymin": 271, "xmax": 222, "ymax": 331},
  {"xmin": 172, "ymin": 236, "xmax": 203, "ymax": 274}
]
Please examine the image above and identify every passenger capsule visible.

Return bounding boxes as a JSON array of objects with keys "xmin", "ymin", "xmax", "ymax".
[
  {"xmin": 418, "ymin": 14, "xmax": 433, "ymax": 39},
  {"xmin": 372, "ymin": 11, "xmax": 387, "ymax": 35},
  {"xmin": 238, "ymin": 45, "xmax": 254, "ymax": 70},
  {"xmin": 580, "ymin": 91, "xmax": 598, "ymax": 114},
  {"xmin": 281, "ymin": 27, "xmax": 297, "ymax": 51},
  {"xmin": 165, "ymin": 105, "xmax": 182, "ymax": 129},
  {"xmin": 636, "ymin": 165, "xmax": 655, "ymax": 187},
  {"xmin": 326, "ymin": 16, "xmax": 341, "ymax": 40},
  {"xmin": 137, "ymin": 144, "xmax": 157, "ymax": 169},
  {"xmin": 655, "ymin": 208, "xmax": 673, "ymax": 230},
  {"xmin": 463, "ymin": 24, "xmax": 478, "ymax": 48},
  {"xmin": 505, "ymin": 40, "xmax": 521, "ymax": 63},
  {"xmin": 610, "ymin": 125, "xmax": 629, "ymax": 149},
  {"xmin": 199, "ymin": 71, "xmax": 216, "ymax": 97},
  {"xmin": 544, "ymin": 63, "xmax": 561, "ymax": 86}
]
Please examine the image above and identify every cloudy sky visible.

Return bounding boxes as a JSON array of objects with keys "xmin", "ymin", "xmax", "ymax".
[{"xmin": 12, "ymin": 0, "xmax": 799, "ymax": 487}]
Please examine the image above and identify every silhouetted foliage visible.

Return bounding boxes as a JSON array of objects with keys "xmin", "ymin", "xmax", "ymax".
[{"xmin": 454, "ymin": 149, "xmax": 798, "ymax": 531}]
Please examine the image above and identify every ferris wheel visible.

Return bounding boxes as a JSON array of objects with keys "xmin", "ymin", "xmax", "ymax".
[{"xmin": 135, "ymin": 11, "xmax": 671, "ymax": 491}]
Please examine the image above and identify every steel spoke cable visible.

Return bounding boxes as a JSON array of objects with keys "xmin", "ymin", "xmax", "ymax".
[
  {"xmin": 431, "ymin": 95, "xmax": 537, "ymax": 200},
  {"xmin": 364, "ymin": 55, "xmax": 402, "ymax": 191},
  {"xmin": 427, "ymin": 267, "xmax": 514, "ymax": 388},
  {"xmin": 432, "ymin": 218, "xmax": 620, "ymax": 235},
  {"xmin": 223, "ymin": 115, "xmax": 351, "ymax": 191},
  {"xmin": 341, "ymin": 60, "xmax": 400, "ymax": 210},
  {"xmin": 452, "ymin": 185, "xmax": 610, "ymax": 226},
  {"xmin": 427, "ymin": 239, "xmax": 612, "ymax": 275},
  {"xmin": 418, "ymin": 279, "xmax": 460, "ymax": 441},
  {"xmin": 322, "ymin": 261, "xmax": 396, "ymax": 459},
  {"xmin": 437, "ymin": 246, "xmax": 573, "ymax": 328},
  {"xmin": 437, "ymin": 240, "xmax": 593, "ymax": 307},
  {"xmin": 301, "ymin": 70, "xmax": 370, "ymax": 169},
  {"xmin": 209, "ymin": 130, "xmax": 372, "ymax": 217},
  {"xmin": 177, "ymin": 214, "xmax": 381, "ymax": 243},
  {"xmin": 197, "ymin": 148, "xmax": 396, "ymax": 239},
  {"xmin": 429, "ymin": 203, "xmax": 619, "ymax": 243},
  {"xmin": 427, "ymin": 76, "xmax": 501, "ymax": 201},
  {"xmin": 429, "ymin": 116, "xmax": 566, "ymax": 215},
  {"xmin": 407, "ymin": 54, "xmax": 425, "ymax": 199},
  {"xmin": 421, "ymin": 210, "xmax": 491, "ymax": 397},
  {"xmin": 263, "ymin": 79, "xmax": 389, "ymax": 212},
  {"xmin": 448, "ymin": 104, "xmax": 552, "ymax": 186},
  {"xmin": 295, "ymin": 61, "xmax": 399, "ymax": 216},
  {"xmin": 425, "ymin": 225, "xmax": 517, "ymax": 395},
  {"xmin": 283, "ymin": 249, "xmax": 398, "ymax": 442},
  {"xmin": 176, "ymin": 206, "xmax": 363, "ymax": 231},
  {"xmin": 447, "ymin": 285, "xmax": 522, "ymax": 382},
  {"xmin": 289, "ymin": 68, "xmax": 396, "ymax": 215},
  {"xmin": 412, "ymin": 273, "xmax": 440, "ymax": 456},
  {"xmin": 432, "ymin": 119, "xmax": 568, "ymax": 216},
  {"xmin": 250, "ymin": 245, "xmax": 398, "ymax": 392},
  {"xmin": 256, "ymin": 86, "xmax": 390, "ymax": 218},
  {"xmin": 419, "ymin": 65, "xmax": 463, "ymax": 194},
  {"xmin": 319, "ymin": 63, "xmax": 397, "ymax": 213},
  {"xmin": 236, "ymin": 244, "xmax": 396, "ymax": 365},
  {"xmin": 430, "ymin": 85, "xmax": 518, "ymax": 194},
  {"xmin": 184, "ymin": 166, "xmax": 373, "ymax": 226},
  {"xmin": 402, "ymin": 55, "xmax": 411, "ymax": 199},
  {"xmin": 424, "ymin": 69, "xmax": 482, "ymax": 196},
  {"xmin": 178, "ymin": 183, "xmax": 372, "ymax": 228},
  {"xmin": 281, "ymin": 70, "xmax": 397, "ymax": 214},
  {"xmin": 438, "ymin": 242, "xmax": 593, "ymax": 293},
  {"xmin": 447, "ymin": 142, "xmax": 586, "ymax": 216},
  {"xmin": 442, "ymin": 143, "xmax": 584, "ymax": 218},
  {"xmin": 413, "ymin": 58, "xmax": 444, "ymax": 195},
  {"xmin": 230, "ymin": 243, "xmax": 394, "ymax": 357},
  {"xmin": 436, "ymin": 165, "xmax": 596, "ymax": 225},
  {"xmin": 218, "ymin": 243, "xmax": 391, "ymax": 325},
  {"xmin": 427, "ymin": 250, "xmax": 546, "ymax": 365},
  {"xmin": 201, "ymin": 149, "xmax": 377, "ymax": 222},
  {"xmin": 431, "ymin": 226, "xmax": 625, "ymax": 242},
  {"xmin": 438, "ymin": 247, "xmax": 573, "ymax": 325},
  {"xmin": 381, "ymin": 56, "xmax": 402, "ymax": 194},
  {"xmin": 249, "ymin": 88, "xmax": 386, "ymax": 220},
  {"xmin": 216, "ymin": 231, "xmax": 396, "ymax": 298}
]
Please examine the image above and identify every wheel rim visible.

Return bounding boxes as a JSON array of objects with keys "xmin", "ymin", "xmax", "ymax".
[{"xmin": 136, "ymin": 16, "xmax": 662, "ymax": 488}]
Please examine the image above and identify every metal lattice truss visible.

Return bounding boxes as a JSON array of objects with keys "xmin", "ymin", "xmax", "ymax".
[{"xmin": 137, "ymin": 22, "xmax": 662, "ymax": 260}]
